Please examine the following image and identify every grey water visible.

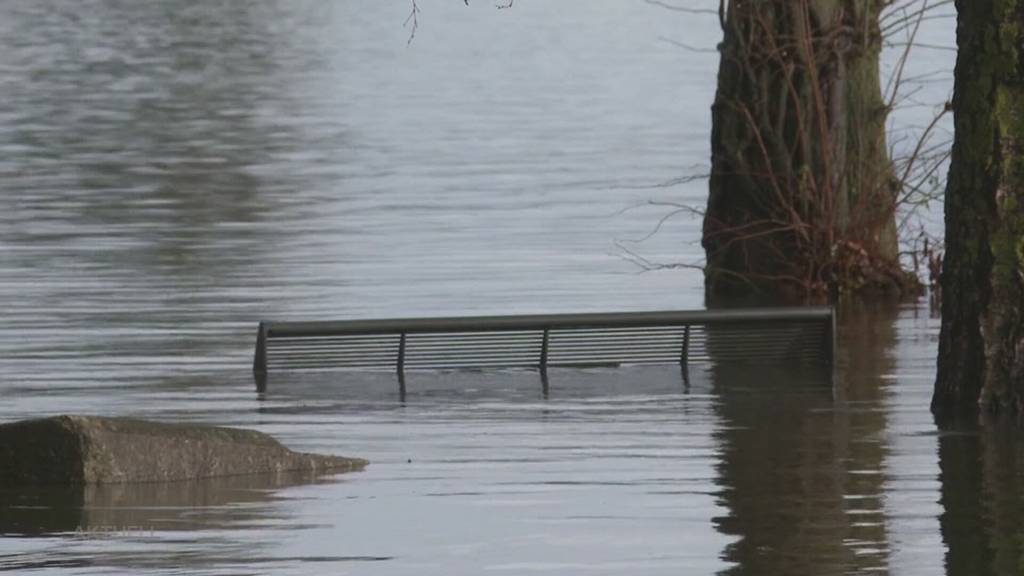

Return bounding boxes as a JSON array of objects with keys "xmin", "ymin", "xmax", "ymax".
[{"xmin": 2, "ymin": 1, "xmax": 1015, "ymax": 575}]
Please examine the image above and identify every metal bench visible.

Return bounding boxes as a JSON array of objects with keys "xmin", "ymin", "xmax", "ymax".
[{"xmin": 253, "ymin": 307, "xmax": 835, "ymax": 391}]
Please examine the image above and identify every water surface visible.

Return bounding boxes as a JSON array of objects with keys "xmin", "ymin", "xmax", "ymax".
[{"xmin": 4, "ymin": 2, "xmax": 1020, "ymax": 575}]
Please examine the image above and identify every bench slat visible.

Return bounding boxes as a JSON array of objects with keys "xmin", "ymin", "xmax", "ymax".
[{"xmin": 254, "ymin": 307, "xmax": 835, "ymax": 389}]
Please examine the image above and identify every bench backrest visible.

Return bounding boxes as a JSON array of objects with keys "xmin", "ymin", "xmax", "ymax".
[{"xmin": 254, "ymin": 307, "xmax": 835, "ymax": 379}]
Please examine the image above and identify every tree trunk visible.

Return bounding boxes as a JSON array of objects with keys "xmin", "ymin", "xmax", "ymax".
[
  {"xmin": 704, "ymin": 0, "xmax": 902, "ymax": 299},
  {"xmin": 933, "ymin": 0, "xmax": 1024, "ymax": 421}
]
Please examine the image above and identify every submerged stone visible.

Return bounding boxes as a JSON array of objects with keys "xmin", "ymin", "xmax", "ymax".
[
  {"xmin": 0, "ymin": 470, "xmax": 340, "ymax": 535},
  {"xmin": 0, "ymin": 415, "xmax": 367, "ymax": 486}
]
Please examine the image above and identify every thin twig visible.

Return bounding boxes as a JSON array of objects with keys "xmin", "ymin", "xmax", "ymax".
[
  {"xmin": 642, "ymin": 0, "xmax": 718, "ymax": 15},
  {"xmin": 404, "ymin": 0, "xmax": 421, "ymax": 45}
]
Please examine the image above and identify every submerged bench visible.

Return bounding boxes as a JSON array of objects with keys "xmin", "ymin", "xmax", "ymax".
[{"xmin": 253, "ymin": 307, "xmax": 835, "ymax": 388}]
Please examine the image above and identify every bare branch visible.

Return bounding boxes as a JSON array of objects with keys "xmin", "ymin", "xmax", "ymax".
[
  {"xmin": 404, "ymin": 0, "xmax": 421, "ymax": 45},
  {"xmin": 618, "ymin": 205, "xmax": 702, "ymax": 244},
  {"xmin": 642, "ymin": 0, "xmax": 718, "ymax": 15},
  {"xmin": 657, "ymin": 36, "xmax": 718, "ymax": 53}
]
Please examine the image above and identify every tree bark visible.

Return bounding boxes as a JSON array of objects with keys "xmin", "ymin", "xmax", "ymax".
[
  {"xmin": 704, "ymin": 0, "xmax": 901, "ymax": 299},
  {"xmin": 934, "ymin": 0, "xmax": 1024, "ymax": 421}
]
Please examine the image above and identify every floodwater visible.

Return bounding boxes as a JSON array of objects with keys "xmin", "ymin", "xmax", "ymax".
[{"xmin": 3, "ymin": 1, "xmax": 1017, "ymax": 575}]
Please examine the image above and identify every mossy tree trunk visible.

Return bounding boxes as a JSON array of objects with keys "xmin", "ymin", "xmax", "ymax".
[
  {"xmin": 704, "ymin": 0, "xmax": 903, "ymax": 299},
  {"xmin": 933, "ymin": 0, "xmax": 1024, "ymax": 422}
]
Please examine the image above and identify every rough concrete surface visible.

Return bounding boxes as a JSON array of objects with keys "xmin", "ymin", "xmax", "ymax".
[{"xmin": 0, "ymin": 415, "xmax": 367, "ymax": 486}]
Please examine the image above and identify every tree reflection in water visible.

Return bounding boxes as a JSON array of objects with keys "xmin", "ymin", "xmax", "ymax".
[
  {"xmin": 939, "ymin": 421, "xmax": 1024, "ymax": 576},
  {"xmin": 710, "ymin": 300, "xmax": 897, "ymax": 575}
]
